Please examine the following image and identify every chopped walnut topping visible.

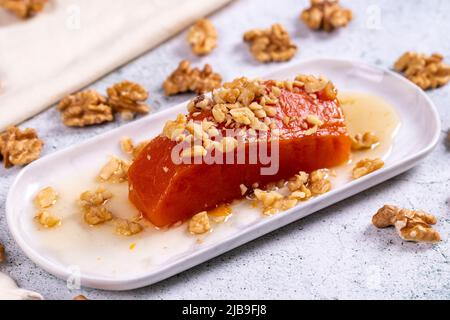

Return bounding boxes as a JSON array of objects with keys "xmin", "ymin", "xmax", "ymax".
[
  {"xmin": 373, "ymin": 205, "xmax": 440, "ymax": 243},
  {"xmin": 188, "ymin": 211, "xmax": 211, "ymax": 235},
  {"xmin": 243, "ymin": 24, "xmax": 297, "ymax": 63},
  {"xmin": 352, "ymin": 158, "xmax": 384, "ymax": 179},
  {"xmin": 97, "ymin": 157, "xmax": 130, "ymax": 183},
  {"xmin": 73, "ymin": 295, "xmax": 88, "ymax": 300},
  {"xmin": 58, "ymin": 90, "xmax": 113, "ymax": 127},
  {"xmin": 163, "ymin": 60, "xmax": 222, "ymax": 96},
  {"xmin": 34, "ymin": 187, "xmax": 58, "ymax": 209},
  {"xmin": 115, "ymin": 218, "xmax": 143, "ymax": 236},
  {"xmin": 0, "ymin": 243, "xmax": 5, "ymax": 263},
  {"xmin": 351, "ymin": 132, "xmax": 380, "ymax": 151},
  {"xmin": 394, "ymin": 52, "xmax": 450, "ymax": 90},
  {"xmin": 35, "ymin": 210, "xmax": 61, "ymax": 228},
  {"xmin": 107, "ymin": 81, "xmax": 150, "ymax": 119},
  {"xmin": 187, "ymin": 18, "xmax": 218, "ymax": 56},
  {"xmin": 79, "ymin": 187, "xmax": 113, "ymax": 225},
  {"xmin": 0, "ymin": 126, "xmax": 43, "ymax": 168},
  {"xmin": 309, "ymin": 169, "xmax": 332, "ymax": 195},
  {"xmin": 301, "ymin": 0, "xmax": 353, "ymax": 32},
  {"xmin": 287, "ymin": 172, "xmax": 309, "ymax": 192},
  {"xmin": 0, "ymin": 0, "xmax": 47, "ymax": 19}
]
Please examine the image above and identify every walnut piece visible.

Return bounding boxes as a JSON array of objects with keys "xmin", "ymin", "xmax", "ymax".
[
  {"xmin": 120, "ymin": 137, "xmax": 149, "ymax": 159},
  {"xmin": 115, "ymin": 218, "xmax": 143, "ymax": 236},
  {"xmin": 351, "ymin": 132, "xmax": 380, "ymax": 151},
  {"xmin": 97, "ymin": 157, "xmax": 130, "ymax": 183},
  {"xmin": 309, "ymin": 169, "xmax": 332, "ymax": 195},
  {"xmin": 163, "ymin": 60, "xmax": 222, "ymax": 96},
  {"xmin": 73, "ymin": 295, "xmax": 88, "ymax": 300},
  {"xmin": 79, "ymin": 187, "xmax": 113, "ymax": 225},
  {"xmin": 0, "ymin": 243, "xmax": 5, "ymax": 263},
  {"xmin": 373, "ymin": 205, "xmax": 440, "ymax": 243},
  {"xmin": 394, "ymin": 52, "xmax": 450, "ymax": 90},
  {"xmin": 107, "ymin": 81, "xmax": 150, "ymax": 120},
  {"xmin": 187, "ymin": 18, "xmax": 218, "ymax": 56},
  {"xmin": 243, "ymin": 24, "xmax": 297, "ymax": 63},
  {"xmin": 0, "ymin": 126, "xmax": 43, "ymax": 168},
  {"xmin": 0, "ymin": 0, "xmax": 47, "ymax": 19},
  {"xmin": 301, "ymin": 0, "xmax": 353, "ymax": 32},
  {"xmin": 34, "ymin": 187, "xmax": 58, "ymax": 209},
  {"xmin": 58, "ymin": 90, "xmax": 114, "ymax": 127},
  {"xmin": 188, "ymin": 211, "xmax": 211, "ymax": 235},
  {"xmin": 35, "ymin": 210, "xmax": 61, "ymax": 229},
  {"xmin": 352, "ymin": 158, "xmax": 384, "ymax": 179}
]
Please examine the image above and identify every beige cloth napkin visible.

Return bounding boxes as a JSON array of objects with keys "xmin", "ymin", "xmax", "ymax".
[{"xmin": 0, "ymin": 0, "xmax": 232, "ymax": 130}]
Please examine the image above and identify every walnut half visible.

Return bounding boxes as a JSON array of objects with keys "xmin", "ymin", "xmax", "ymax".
[
  {"xmin": 58, "ymin": 90, "xmax": 114, "ymax": 127},
  {"xmin": 0, "ymin": 126, "xmax": 43, "ymax": 168},
  {"xmin": 0, "ymin": 0, "xmax": 47, "ymax": 19},
  {"xmin": 163, "ymin": 60, "xmax": 222, "ymax": 96},
  {"xmin": 373, "ymin": 205, "xmax": 440, "ymax": 243},
  {"xmin": 107, "ymin": 81, "xmax": 150, "ymax": 120},
  {"xmin": 301, "ymin": 0, "xmax": 353, "ymax": 32},
  {"xmin": 243, "ymin": 24, "xmax": 297, "ymax": 63},
  {"xmin": 394, "ymin": 52, "xmax": 450, "ymax": 90},
  {"xmin": 187, "ymin": 18, "xmax": 218, "ymax": 56}
]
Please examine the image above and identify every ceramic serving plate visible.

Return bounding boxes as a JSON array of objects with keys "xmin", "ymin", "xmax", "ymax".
[{"xmin": 6, "ymin": 59, "xmax": 441, "ymax": 290}]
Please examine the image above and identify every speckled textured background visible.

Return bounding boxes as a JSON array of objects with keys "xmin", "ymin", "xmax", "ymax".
[{"xmin": 1, "ymin": 0, "xmax": 449, "ymax": 300}]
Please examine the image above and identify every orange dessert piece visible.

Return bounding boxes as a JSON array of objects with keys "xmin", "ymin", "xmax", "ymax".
[{"xmin": 128, "ymin": 76, "xmax": 351, "ymax": 227}]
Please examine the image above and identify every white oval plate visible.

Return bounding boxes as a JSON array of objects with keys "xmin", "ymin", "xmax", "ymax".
[{"xmin": 6, "ymin": 59, "xmax": 441, "ymax": 290}]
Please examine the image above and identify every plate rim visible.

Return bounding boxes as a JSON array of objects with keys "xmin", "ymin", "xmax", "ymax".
[{"xmin": 6, "ymin": 58, "xmax": 442, "ymax": 290}]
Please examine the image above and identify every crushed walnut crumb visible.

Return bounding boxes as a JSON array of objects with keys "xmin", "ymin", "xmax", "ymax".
[
  {"xmin": 0, "ymin": 243, "xmax": 5, "ymax": 263},
  {"xmin": 115, "ymin": 218, "xmax": 143, "ymax": 236},
  {"xmin": 352, "ymin": 158, "xmax": 384, "ymax": 179},
  {"xmin": 58, "ymin": 90, "xmax": 114, "ymax": 127},
  {"xmin": 394, "ymin": 52, "xmax": 450, "ymax": 90},
  {"xmin": 243, "ymin": 24, "xmax": 297, "ymax": 63},
  {"xmin": 0, "ymin": 126, "xmax": 43, "ymax": 168},
  {"xmin": 97, "ymin": 157, "xmax": 130, "ymax": 183},
  {"xmin": 351, "ymin": 132, "xmax": 380, "ymax": 151},
  {"xmin": 35, "ymin": 210, "xmax": 61, "ymax": 229},
  {"xmin": 187, "ymin": 18, "xmax": 218, "ymax": 56},
  {"xmin": 79, "ymin": 187, "xmax": 113, "ymax": 225},
  {"xmin": 163, "ymin": 60, "xmax": 222, "ymax": 96},
  {"xmin": 107, "ymin": 81, "xmax": 150, "ymax": 120},
  {"xmin": 34, "ymin": 187, "xmax": 58, "ymax": 209},
  {"xmin": 373, "ymin": 205, "xmax": 440, "ymax": 243},
  {"xmin": 254, "ymin": 169, "xmax": 332, "ymax": 215},
  {"xmin": 0, "ymin": 0, "xmax": 47, "ymax": 19},
  {"xmin": 301, "ymin": 0, "xmax": 353, "ymax": 32},
  {"xmin": 188, "ymin": 211, "xmax": 211, "ymax": 235}
]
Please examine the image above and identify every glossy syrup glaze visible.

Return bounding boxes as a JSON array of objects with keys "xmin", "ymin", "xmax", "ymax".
[{"xmin": 27, "ymin": 92, "xmax": 400, "ymax": 279}]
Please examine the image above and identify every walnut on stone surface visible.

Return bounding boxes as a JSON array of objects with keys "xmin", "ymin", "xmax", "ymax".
[
  {"xmin": 394, "ymin": 52, "xmax": 450, "ymax": 90},
  {"xmin": 58, "ymin": 90, "xmax": 114, "ymax": 127},
  {"xmin": 163, "ymin": 60, "xmax": 222, "ymax": 96},
  {"xmin": 107, "ymin": 81, "xmax": 150, "ymax": 120},
  {"xmin": 301, "ymin": 0, "xmax": 353, "ymax": 32},
  {"xmin": 187, "ymin": 18, "xmax": 218, "ymax": 56},
  {"xmin": 0, "ymin": 0, "xmax": 47, "ymax": 19},
  {"xmin": 0, "ymin": 126, "xmax": 43, "ymax": 168},
  {"xmin": 373, "ymin": 205, "xmax": 440, "ymax": 243},
  {"xmin": 243, "ymin": 24, "xmax": 297, "ymax": 63}
]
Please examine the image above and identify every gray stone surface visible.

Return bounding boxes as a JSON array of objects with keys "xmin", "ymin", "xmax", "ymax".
[{"xmin": 1, "ymin": 0, "xmax": 449, "ymax": 300}]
